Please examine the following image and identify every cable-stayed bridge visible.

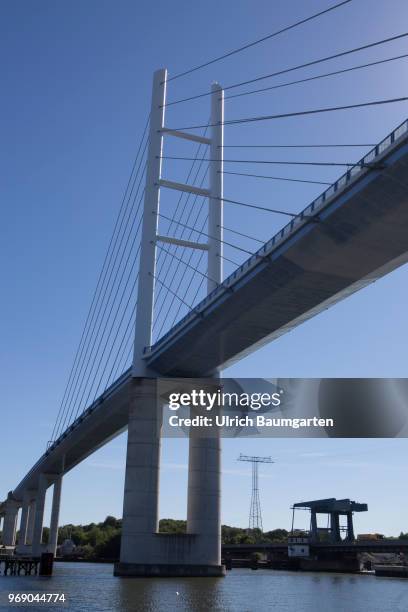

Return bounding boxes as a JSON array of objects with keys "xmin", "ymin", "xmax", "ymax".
[{"xmin": 2, "ymin": 0, "xmax": 408, "ymax": 576}]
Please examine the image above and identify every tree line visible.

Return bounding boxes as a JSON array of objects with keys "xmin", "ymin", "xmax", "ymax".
[{"xmin": 53, "ymin": 516, "xmax": 289, "ymax": 560}]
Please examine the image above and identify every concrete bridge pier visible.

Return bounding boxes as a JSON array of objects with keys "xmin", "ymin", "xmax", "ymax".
[
  {"xmin": 114, "ymin": 71, "xmax": 224, "ymax": 577},
  {"xmin": 48, "ymin": 475, "xmax": 63, "ymax": 555},
  {"xmin": 17, "ymin": 490, "xmax": 32, "ymax": 548},
  {"xmin": 114, "ymin": 378, "xmax": 225, "ymax": 577},
  {"xmin": 186, "ymin": 426, "xmax": 222, "ymax": 569},
  {"xmin": 115, "ymin": 378, "xmax": 162, "ymax": 575},
  {"xmin": 2, "ymin": 497, "xmax": 19, "ymax": 546},
  {"xmin": 16, "ymin": 473, "xmax": 62, "ymax": 556},
  {"xmin": 32, "ymin": 474, "xmax": 48, "ymax": 557},
  {"xmin": 26, "ymin": 498, "xmax": 36, "ymax": 546}
]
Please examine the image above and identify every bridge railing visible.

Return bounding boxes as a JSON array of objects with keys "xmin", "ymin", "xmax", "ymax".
[
  {"xmin": 21, "ymin": 116, "xmax": 408, "ymax": 468},
  {"xmin": 149, "ymin": 117, "xmax": 408, "ymax": 353},
  {"xmin": 13, "ymin": 367, "xmax": 133, "ymax": 495},
  {"xmin": 47, "ymin": 366, "xmax": 132, "ymax": 450}
]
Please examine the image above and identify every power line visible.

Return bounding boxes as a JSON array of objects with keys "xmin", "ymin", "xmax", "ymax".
[
  {"xmin": 167, "ymin": 96, "xmax": 408, "ymax": 130},
  {"xmin": 165, "ymin": 32, "xmax": 408, "ymax": 106},
  {"xmin": 222, "ymin": 170, "xmax": 331, "ymax": 186},
  {"xmin": 161, "ymin": 155, "xmax": 380, "ymax": 167},
  {"xmin": 166, "ymin": 0, "xmax": 353, "ymax": 82},
  {"xmin": 225, "ymin": 52, "xmax": 408, "ymax": 100}
]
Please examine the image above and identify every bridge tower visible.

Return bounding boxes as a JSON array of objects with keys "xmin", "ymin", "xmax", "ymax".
[{"xmin": 115, "ymin": 68, "xmax": 225, "ymax": 577}]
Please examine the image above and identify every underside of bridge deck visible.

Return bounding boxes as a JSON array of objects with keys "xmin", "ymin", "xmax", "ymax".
[{"xmin": 146, "ymin": 137, "xmax": 408, "ymax": 376}]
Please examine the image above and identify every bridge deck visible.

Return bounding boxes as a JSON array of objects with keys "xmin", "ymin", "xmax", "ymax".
[
  {"xmin": 146, "ymin": 119, "xmax": 408, "ymax": 376},
  {"xmin": 6, "ymin": 119, "xmax": 408, "ymax": 501},
  {"xmin": 9, "ymin": 372, "xmax": 132, "ymax": 499}
]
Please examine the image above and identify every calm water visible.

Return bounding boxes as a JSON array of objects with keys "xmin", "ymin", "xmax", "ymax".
[{"xmin": 0, "ymin": 563, "xmax": 407, "ymax": 611}]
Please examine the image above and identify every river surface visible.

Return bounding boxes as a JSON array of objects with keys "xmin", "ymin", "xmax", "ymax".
[{"xmin": 0, "ymin": 563, "xmax": 407, "ymax": 611}]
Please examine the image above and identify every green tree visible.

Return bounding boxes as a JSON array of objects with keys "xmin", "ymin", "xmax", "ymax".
[
  {"xmin": 159, "ymin": 518, "xmax": 186, "ymax": 534},
  {"xmin": 95, "ymin": 533, "xmax": 121, "ymax": 559}
]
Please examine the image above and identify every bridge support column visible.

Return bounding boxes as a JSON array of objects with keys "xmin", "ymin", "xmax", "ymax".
[
  {"xmin": 48, "ymin": 475, "xmax": 63, "ymax": 555},
  {"xmin": 115, "ymin": 379, "xmax": 162, "ymax": 573},
  {"xmin": 181, "ymin": 79, "xmax": 224, "ymax": 575},
  {"xmin": 17, "ymin": 490, "xmax": 32, "ymax": 547},
  {"xmin": 32, "ymin": 474, "xmax": 48, "ymax": 557},
  {"xmin": 2, "ymin": 499, "xmax": 19, "ymax": 546},
  {"xmin": 26, "ymin": 499, "xmax": 36, "ymax": 546},
  {"xmin": 186, "ymin": 426, "xmax": 222, "ymax": 570},
  {"xmin": 115, "ymin": 378, "xmax": 225, "ymax": 577}
]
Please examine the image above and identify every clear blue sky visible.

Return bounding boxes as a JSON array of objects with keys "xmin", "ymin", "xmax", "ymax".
[{"xmin": 1, "ymin": 0, "xmax": 408, "ymax": 535}]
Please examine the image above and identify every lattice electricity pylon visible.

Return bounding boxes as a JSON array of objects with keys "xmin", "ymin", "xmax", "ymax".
[{"xmin": 238, "ymin": 454, "xmax": 274, "ymax": 532}]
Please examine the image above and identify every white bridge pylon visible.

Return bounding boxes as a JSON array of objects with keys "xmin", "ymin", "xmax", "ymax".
[
  {"xmin": 114, "ymin": 68, "xmax": 225, "ymax": 577},
  {"xmin": 132, "ymin": 68, "xmax": 224, "ymax": 375}
]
